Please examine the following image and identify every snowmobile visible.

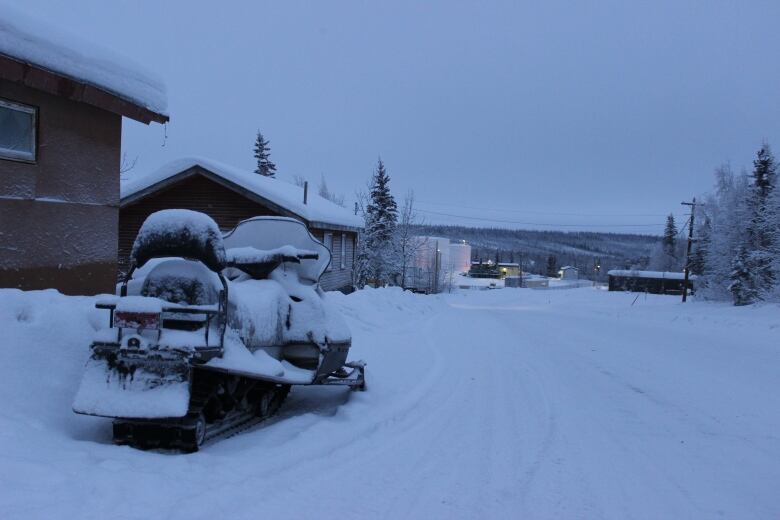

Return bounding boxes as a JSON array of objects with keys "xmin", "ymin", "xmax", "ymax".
[{"xmin": 73, "ymin": 210, "xmax": 364, "ymax": 451}]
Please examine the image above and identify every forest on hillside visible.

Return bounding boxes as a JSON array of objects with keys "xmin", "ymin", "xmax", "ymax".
[{"xmin": 412, "ymin": 224, "xmax": 659, "ymax": 279}]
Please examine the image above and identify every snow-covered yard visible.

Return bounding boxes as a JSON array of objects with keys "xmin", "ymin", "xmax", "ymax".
[{"xmin": 1, "ymin": 287, "xmax": 779, "ymax": 519}]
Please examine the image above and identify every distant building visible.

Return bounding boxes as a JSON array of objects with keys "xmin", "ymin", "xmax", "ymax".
[
  {"xmin": 607, "ymin": 270, "xmax": 695, "ymax": 295},
  {"xmin": 522, "ymin": 274, "xmax": 550, "ymax": 288},
  {"xmin": 0, "ymin": 9, "xmax": 168, "ymax": 294},
  {"xmin": 559, "ymin": 266, "xmax": 579, "ymax": 280},
  {"xmin": 505, "ymin": 274, "xmax": 550, "ymax": 289},
  {"xmin": 497, "ymin": 262, "xmax": 520, "ymax": 278},
  {"xmin": 120, "ymin": 158, "xmax": 362, "ymax": 292},
  {"xmin": 469, "ymin": 261, "xmax": 501, "ymax": 279},
  {"xmin": 505, "ymin": 276, "xmax": 522, "ymax": 288}
]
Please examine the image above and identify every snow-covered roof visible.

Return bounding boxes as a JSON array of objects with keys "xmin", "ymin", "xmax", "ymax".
[
  {"xmin": 121, "ymin": 157, "xmax": 363, "ymax": 231},
  {"xmin": 560, "ymin": 266, "xmax": 578, "ymax": 271},
  {"xmin": 0, "ymin": 5, "xmax": 167, "ymax": 121},
  {"xmin": 607, "ymin": 270, "xmax": 698, "ymax": 280},
  {"xmin": 497, "ymin": 262, "xmax": 519, "ymax": 267}
]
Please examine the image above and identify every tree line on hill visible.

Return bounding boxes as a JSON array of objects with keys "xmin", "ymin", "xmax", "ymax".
[{"xmin": 412, "ymin": 224, "xmax": 657, "ymax": 280}]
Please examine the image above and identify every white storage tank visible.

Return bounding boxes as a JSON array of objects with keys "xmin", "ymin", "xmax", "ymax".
[
  {"xmin": 449, "ymin": 241, "xmax": 472, "ymax": 275},
  {"xmin": 405, "ymin": 236, "xmax": 452, "ymax": 293}
]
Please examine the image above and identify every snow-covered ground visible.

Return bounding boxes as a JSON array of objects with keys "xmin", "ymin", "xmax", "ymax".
[{"xmin": 1, "ymin": 287, "xmax": 779, "ymax": 519}]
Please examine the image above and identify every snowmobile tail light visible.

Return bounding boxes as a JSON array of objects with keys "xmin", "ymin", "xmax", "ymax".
[{"xmin": 114, "ymin": 311, "xmax": 160, "ymax": 330}]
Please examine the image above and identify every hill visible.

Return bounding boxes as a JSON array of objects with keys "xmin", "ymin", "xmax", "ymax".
[{"xmin": 412, "ymin": 225, "xmax": 659, "ymax": 278}]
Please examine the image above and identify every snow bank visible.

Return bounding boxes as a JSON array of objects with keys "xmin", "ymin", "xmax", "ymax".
[
  {"xmin": 122, "ymin": 158, "xmax": 363, "ymax": 230},
  {"xmin": 0, "ymin": 289, "xmax": 105, "ymax": 453},
  {"xmin": 3, "ymin": 286, "xmax": 779, "ymax": 518},
  {"xmin": 0, "ymin": 3, "xmax": 167, "ymax": 115}
]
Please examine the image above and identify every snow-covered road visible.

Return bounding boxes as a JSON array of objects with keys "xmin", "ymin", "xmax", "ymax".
[{"xmin": 1, "ymin": 287, "xmax": 779, "ymax": 519}]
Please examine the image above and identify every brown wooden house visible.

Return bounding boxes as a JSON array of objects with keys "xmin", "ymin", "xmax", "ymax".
[
  {"xmin": 0, "ymin": 11, "xmax": 168, "ymax": 294},
  {"xmin": 120, "ymin": 158, "xmax": 362, "ymax": 292}
]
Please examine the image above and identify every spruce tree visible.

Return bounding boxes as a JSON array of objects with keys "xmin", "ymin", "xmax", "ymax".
[
  {"xmin": 743, "ymin": 144, "xmax": 777, "ymax": 297},
  {"xmin": 546, "ymin": 255, "xmax": 558, "ymax": 277},
  {"xmin": 729, "ymin": 245, "xmax": 758, "ymax": 305},
  {"xmin": 357, "ymin": 158, "xmax": 398, "ymax": 286},
  {"xmin": 752, "ymin": 144, "xmax": 776, "ymax": 200},
  {"xmin": 253, "ymin": 131, "xmax": 277, "ymax": 177},
  {"xmin": 662, "ymin": 214, "xmax": 678, "ymax": 259}
]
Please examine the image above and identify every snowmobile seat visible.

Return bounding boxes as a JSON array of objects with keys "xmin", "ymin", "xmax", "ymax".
[
  {"xmin": 131, "ymin": 209, "xmax": 226, "ymax": 272},
  {"xmin": 225, "ymin": 246, "xmax": 319, "ymax": 280}
]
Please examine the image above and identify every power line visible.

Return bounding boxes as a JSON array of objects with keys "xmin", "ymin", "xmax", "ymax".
[
  {"xmin": 415, "ymin": 200, "xmax": 672, "ymax": 218},
  {"xmin": 414, "ymin": 208, "xmax": 670, "ymax": 228}
]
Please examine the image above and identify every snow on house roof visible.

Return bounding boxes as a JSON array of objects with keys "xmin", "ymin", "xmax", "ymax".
[
  {"xmin": 607, "ymin": 270, "xmax": 697, "ymax": 280},
  {"xmin": 560, "ymin": 266, "xmax": 578, "ymax": 271},
  {"xmin": 121, "ymin": 157, "xmax": 363, "ymax": 231},
  {"xmin": 0, "ymin": 5, "xmax": 167, "ymax": 118},
  {"xmin": 497, "ymin": 262, "xmax": 519, "ymax": 267}
]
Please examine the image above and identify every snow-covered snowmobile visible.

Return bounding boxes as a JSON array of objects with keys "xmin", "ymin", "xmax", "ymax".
[{"xmin": 73, "ymin": 210, "xmax": 364, "ymax": 451}]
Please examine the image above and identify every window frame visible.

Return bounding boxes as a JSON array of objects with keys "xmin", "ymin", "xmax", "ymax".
[
  {"xmin": 0, "ymin": 98, "xmax": 38, "ymax": 163},
  {"xmin": 340, "ymin": 233, "xmax": 347, "ymax": 269}
]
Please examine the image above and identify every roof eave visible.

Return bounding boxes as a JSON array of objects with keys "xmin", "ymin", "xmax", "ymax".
[
  {"xmin": 307, "ymin": 221, "xmax": 362, "ymax": 233},
  {"xmin": 121, "ymin": 164, "xmax": 363, "ymax": 231},
  {"xmin": 0, "ymin": 53, "xmax": 168, "ymax": 124}
]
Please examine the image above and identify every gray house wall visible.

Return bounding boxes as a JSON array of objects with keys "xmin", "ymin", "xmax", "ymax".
[{"xmin": 0, "ymin": 79, "xmax": 121, "ymax": 294}]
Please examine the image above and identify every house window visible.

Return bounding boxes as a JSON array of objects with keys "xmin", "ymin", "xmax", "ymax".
[
  {"xmin": 323, "ymin": 233, "xmax": 334, "ymax": 271},
  {"xmin": 340, "ymin": 233, "xmax": 346, "ymax": 269},
  {"xmin": 0, "ymin": 99, "xmax": 37, "ymax": 162}
]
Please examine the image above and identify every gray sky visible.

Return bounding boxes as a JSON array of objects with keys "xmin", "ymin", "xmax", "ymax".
[{"xmin": 16, "ymin": 0, "xmax": 780, "ymax": 233}]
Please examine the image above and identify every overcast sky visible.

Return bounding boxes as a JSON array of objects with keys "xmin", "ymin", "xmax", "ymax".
[{"xmin": 14, "ymin": 0, "xmax": 780, "ymax": 233}]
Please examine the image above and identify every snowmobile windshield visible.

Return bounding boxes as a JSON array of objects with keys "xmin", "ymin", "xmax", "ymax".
[{"xmin": 223, "ymin": 217, "xmax": 330, "ymax": 284}]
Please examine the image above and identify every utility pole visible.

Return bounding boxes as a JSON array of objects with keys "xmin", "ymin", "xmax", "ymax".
[
  {"xmin": 680, "ymin": 197, "xmax": 698, "ymax": 302},
  {"xmin": 594, "ymin": 257, "xmax": 601, "ymax": 287}
]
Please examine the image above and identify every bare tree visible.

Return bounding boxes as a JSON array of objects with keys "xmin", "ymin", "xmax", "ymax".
[
  {"xmin": 318, "ymin": 173, "xmax": 345, "ymax": 207},
  {"xmin": 119, "ymin": 153, "xmax": 138, "ymax": 177},
  {"xmin": 395, "ymin": 191, "xmax": 427, "ymax": 288},
  {"xmin": 292, "ymin": 174, "xmax": 307, "ymax": 188}
]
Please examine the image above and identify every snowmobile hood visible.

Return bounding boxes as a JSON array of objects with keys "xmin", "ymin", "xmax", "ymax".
[{"xmin": 223, "ymin": 217, "xmax": 331, "ymax": 284}]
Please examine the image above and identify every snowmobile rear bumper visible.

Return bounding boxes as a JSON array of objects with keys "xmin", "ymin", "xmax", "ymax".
[{"xmin": 72, "ymin": 354, "xmax": 192, "ymax": 419}]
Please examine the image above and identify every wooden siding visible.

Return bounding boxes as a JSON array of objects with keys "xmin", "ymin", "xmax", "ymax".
[
  {"xmin": 311, "ymin": 230, "xmax": 357, "ymax": 292},
  {"xmin": 119, "ymin": 173, "xmax": 357, "ymax": 292}
]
